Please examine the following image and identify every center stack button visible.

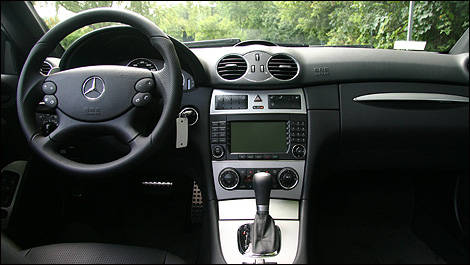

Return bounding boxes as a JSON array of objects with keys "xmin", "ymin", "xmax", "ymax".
[{"xmin": 212, "ymin": 145, "xmax": 224, "ymax": 159}]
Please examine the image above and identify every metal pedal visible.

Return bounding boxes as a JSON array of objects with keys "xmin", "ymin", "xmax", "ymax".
[{"xmin": 191, "ymin": 181, "xmax": 203, "ymax": 224}]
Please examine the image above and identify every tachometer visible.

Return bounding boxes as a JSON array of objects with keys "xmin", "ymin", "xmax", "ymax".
[{"xmin": 127, "ymin": 58, "xmax": 158, "ymax": 71}]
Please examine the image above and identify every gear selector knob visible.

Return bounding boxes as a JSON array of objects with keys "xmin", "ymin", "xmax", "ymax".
[{"xmin": 253, "ymin": 172, "xmax": 272, "ymax": 213}]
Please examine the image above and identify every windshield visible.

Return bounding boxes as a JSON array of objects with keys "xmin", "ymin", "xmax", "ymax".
[{"xmin": 33, "ymin": 1, "xmax": 469, "ymax": 52}]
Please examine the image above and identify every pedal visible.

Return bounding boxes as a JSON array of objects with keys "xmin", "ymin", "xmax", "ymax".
[{"xmin": 191, "ymin": 181, "xmax": 203, "ymax": 224}]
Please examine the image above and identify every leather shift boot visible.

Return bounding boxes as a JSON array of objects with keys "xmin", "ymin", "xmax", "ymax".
[{"xmin": 250, "ymin": 212, "xmax": 281, "ymax": 255}]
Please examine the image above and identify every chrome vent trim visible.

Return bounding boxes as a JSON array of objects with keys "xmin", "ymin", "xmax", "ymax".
[
  {"xmin": 40, "ymin": 61, "xmax": 53, "ymax": 76},
  {"xmin": 267, "ymin": 54, "xmax": 299, "ymax": 80},
  {"xmin": 217, "ymin": 55, "xmax": 247, "ymax": 80}
]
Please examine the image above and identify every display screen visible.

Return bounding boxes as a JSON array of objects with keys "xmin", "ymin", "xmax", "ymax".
[{"xmin": 230, "ymin": 122, "xmax": 287, "ymax": 153}]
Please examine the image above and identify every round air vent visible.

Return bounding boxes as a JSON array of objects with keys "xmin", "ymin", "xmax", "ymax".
[
  {"xmin": 217, "ymin": 55, "xmax": 247, "ymax": 80},
  {"xmin": 40, "ymin": 61, "xmax": 52, "ymax": 76},
  {"xmin": 267, "ymin": 54, "xmax": 299, "ymax": 80}
]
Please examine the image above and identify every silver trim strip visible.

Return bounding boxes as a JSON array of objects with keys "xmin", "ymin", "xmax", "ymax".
[
  {"xmin": 141, "ymin": 181, "xmax": 173, "ymax": 186},
  {"xmin": 353, "ymin": 93, "xmax": 469, "ymax": 103},
  {"xmin": 257, "ymin": 205, "xmax": 269, "ymax": 212},
  {"xmin": 219, "ymin": 199, "xmax": 299, "ymax": 220},
  {"xmin": 210, "ymin": 89, "xmax": 307, "ymax": 115},
  {"xmin": 212, "ymin": 160, "xmax": 305, "ymax": 200}
]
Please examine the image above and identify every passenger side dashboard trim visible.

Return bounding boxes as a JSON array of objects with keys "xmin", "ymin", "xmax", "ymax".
[{"xmin": 353, "ymin": 93, "xmax": 469, "ymax": 103}]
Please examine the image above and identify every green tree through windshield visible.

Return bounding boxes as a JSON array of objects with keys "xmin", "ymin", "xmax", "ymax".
[{"xmin": 33, "ymin": 1, "xmax": 469, "ymax": 52}]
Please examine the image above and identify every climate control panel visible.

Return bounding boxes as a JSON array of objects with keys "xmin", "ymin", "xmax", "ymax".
[{"xmin": 218, "ymin": 167, "xmax": 299, "ymax": 191}]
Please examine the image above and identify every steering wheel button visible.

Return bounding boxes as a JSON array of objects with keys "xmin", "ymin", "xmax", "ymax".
[
  {"xmin": 143, "ymin": 94, "xmax": 152, "ymax": 102},
  {"xmin": 42, "ymin": 82, "xmax": 56, "ymax": 94},
  {"xmin": 135, "ymin": 78, "xmax": 154, "ymax": 92},
  {"xmin": 43, "ymin": 95, "xmax": 57, "ymax": 108},
  {"xmin": 133, "ymin": 93, "xmax": 151, "ymax": 107}
]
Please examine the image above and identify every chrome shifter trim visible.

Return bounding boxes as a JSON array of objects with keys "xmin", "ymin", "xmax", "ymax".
[{"xmin": 257, "ymin": 205, "xmax": 269, "ymax": 212}]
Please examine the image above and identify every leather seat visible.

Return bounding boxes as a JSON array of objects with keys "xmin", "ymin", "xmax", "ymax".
[{"xmin": 1, "ymin": 235, "xmax": 185, "ymax": 264}]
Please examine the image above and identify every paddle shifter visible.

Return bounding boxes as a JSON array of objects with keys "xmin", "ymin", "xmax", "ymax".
[{"xmin": 238, "ymin": 172, "xmax": 281, "ymax": 257}]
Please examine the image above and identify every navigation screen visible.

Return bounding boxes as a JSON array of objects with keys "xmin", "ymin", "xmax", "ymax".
[{"xmin": 230, "ymin": 121, "xmax": 287, "ymax": 153}]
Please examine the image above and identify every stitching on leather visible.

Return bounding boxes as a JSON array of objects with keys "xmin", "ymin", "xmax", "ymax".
[{"xmin": 23, "ymin": 248, "xmax": 32, "ymax": 257}]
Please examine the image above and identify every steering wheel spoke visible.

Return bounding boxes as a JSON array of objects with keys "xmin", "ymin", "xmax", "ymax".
[
  {"xmin": 21, "ymin": 71, "xmax": 47, "ymax": 103},
  {"xmin": 49, "ymin": 108, "xmax": 142, "ymax": 144},
  {"xmin": 31, "ymin": 133, "xmax": 57, "ymax": 154}
]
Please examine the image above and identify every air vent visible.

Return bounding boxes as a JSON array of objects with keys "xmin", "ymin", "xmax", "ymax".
[
  {"xmin": 267, "ymin": 55, "xmax": 298, "ymax": 80},
  {"xmin": 217, "ymin": 55, "xmax": 247, "ymax": 80},
  {"xmin": 40, "ymin": 61, "xmax": 52, "ymax": 76}
]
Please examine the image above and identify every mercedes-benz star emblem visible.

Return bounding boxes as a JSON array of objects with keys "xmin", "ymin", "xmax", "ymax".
[{"xmin": 82, "ymin": 76, "xmax": 105, "ymax": 100}]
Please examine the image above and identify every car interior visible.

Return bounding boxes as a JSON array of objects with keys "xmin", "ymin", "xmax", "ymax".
[{"xmin": 1, "ymin": 1, "xmax": 469, "ymax": 264}]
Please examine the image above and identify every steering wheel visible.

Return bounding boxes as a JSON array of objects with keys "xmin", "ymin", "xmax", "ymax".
[{"xmin": 17, "ymin": 8, "xmax": 182, "ymax": 176}]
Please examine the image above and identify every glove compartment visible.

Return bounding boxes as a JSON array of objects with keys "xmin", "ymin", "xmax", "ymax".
[{"xmin": 339, "ymin": 82, "xmax": 468, "ymax": 170}]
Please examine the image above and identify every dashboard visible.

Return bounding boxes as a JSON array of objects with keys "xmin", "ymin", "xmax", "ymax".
[
  {"xmin": 39, "ymin": 24, "xmax": 469, "ymax": 178},
  {"xmin": 36, "ymin": 25, "xmax": 468, "ymax": 263},
  {"xmin": 53, "ymin": 25, "xmax": 469, "ymax": 88}
]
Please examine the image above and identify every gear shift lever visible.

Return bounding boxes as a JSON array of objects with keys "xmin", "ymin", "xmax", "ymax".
[
  {"xmin": 248, "ymin": 172, "xmax": 280, "ymax": 256},
  {"xmin": 254, "ymin": 172, "xmax": 272, "ymax": 213}
]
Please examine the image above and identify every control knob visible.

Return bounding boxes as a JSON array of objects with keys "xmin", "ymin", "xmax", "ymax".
[
  {"xmin": 277, "ymin": 168, "xmax": 299, "ymax": 190},
  {"xmin": 212, "ymin": 145, "xmax": 225, "ymax": 159},
  {"xmin": 292, "ymin": 144, "xmax": 306, "ymax": 159},
  {"xmin": 219, "ymin": 168, "xmax": 240, "ymax": 190}
]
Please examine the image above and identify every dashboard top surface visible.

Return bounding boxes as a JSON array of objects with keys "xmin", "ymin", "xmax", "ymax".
[{"xmin": 57, "ymin": 26, "xmax": 469, "ymax": 90}]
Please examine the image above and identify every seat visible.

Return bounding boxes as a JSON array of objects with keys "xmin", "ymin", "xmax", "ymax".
[{"xmin": 1, "ymin": 235, "xmax": 185, "ymax": 264}]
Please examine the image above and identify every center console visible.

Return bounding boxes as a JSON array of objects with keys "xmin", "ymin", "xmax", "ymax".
[{"xmin": 210, "ymin": 89, "xmax": 307, "ymax": 263}]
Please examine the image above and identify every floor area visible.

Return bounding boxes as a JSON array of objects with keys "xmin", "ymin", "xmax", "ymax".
[
  {"xmin": 55, "ymin": 176, "xmax": 201, "ymax": 263},
  {"xmin": 315, "ymin": 175, "xmax": 450, "ymax": 264}
]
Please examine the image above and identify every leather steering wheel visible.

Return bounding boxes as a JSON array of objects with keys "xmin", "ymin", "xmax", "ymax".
[{"xmin": 17, "ymin": 8, "xmax": 182, "ymax": 176}]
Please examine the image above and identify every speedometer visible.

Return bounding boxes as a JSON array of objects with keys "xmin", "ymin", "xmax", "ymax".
[{"xmin": 127, "ymin": 58, "xmax": 158, "ymax": 71}]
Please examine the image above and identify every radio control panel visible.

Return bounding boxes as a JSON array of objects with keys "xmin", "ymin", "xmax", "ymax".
[{"xmin": 210, "ymin": 115, "xmax": 307, "ymax": 161}]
